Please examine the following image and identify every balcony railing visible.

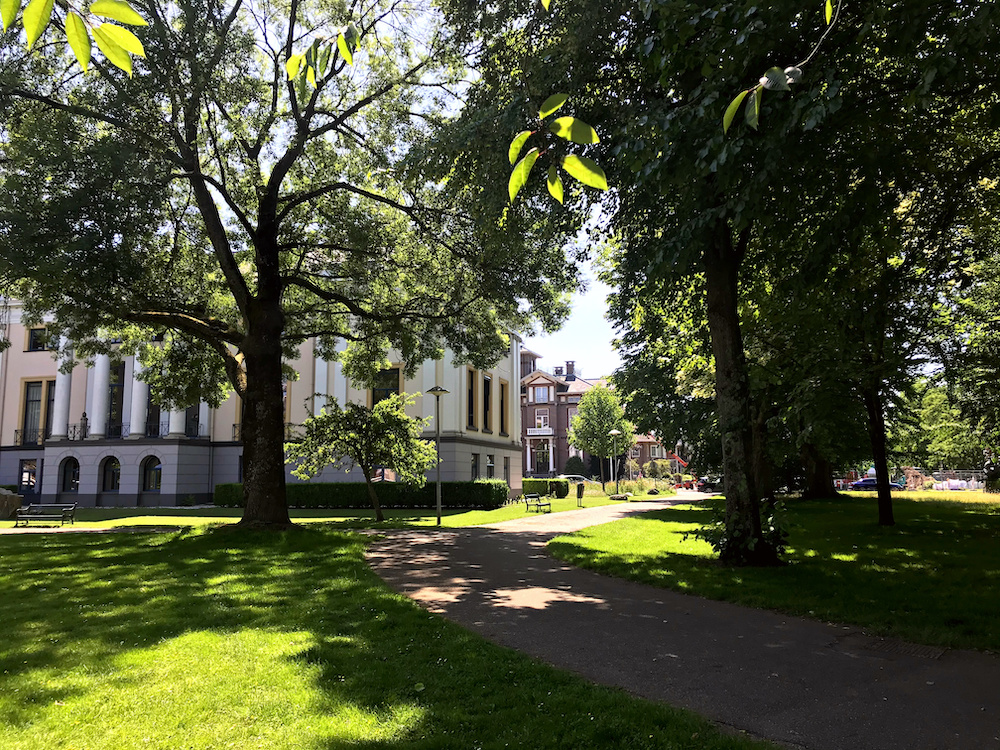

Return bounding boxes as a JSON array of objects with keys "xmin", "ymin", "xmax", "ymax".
[
  {"xmin": 14, "ymin": 429, "xmax": 45, "ymax": 447},
  {"xmin": 526, "ymin": 426, "xmax": 554, "ymax": 436}
]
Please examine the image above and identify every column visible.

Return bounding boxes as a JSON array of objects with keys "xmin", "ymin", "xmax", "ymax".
[
  {"xmin": 88, "ymin": 354, "xmax": 111, "ymax": 439},
  {"xmin": 314, "ymin": 356, "xmax": 329, "ymax": 414},
  {"xmin": 49, "ymin": 341, "xmax": 73, "ymax": 441},
  {"xmin": 167, "ymin": 408, "xmax": 186, "ymax": 438},
  {"xmin": 126, "ymin": 358, "xmax": 148, "ymax": 439},
  {"xmin": 548, "ymin": 438, "xmax": 554, "ymax": 474},
  {"xmin": 525, "ymin": 440, "xmax": 532, "ymax": 475}
]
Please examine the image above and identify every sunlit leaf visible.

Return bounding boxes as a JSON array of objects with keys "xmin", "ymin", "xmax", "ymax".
[
  {"xmin": 759, "ymin": 66, "xmax": 790, "ymax": 91},
  {"xmin": 541, "ymin": 0, "xmax": 551, "ymax": 9},
  {"xmin": 22, "ymin": 0, "xmax": 53, "ymax": 49},
  {"xmin": 547, "ymin": 165, "xmax": 564, "ymax": 204},
  {"xmin": 337, "ymin": 32, "xmax": 353, "ymax": 66},
  {"xmin": 286, "ymin": 53, "xmax": 304, "ymax": 80},
  {"xmin": 560, "ymin": 154, "xmax": 608, "ymax": 190},
  {"xmin": 548, "ymin": 116, "xmax": 599, "ymax": 144},
  {"xmin": 97, "ymin": 23, "xmax": 144, "ymax": 57},
  {"xmin": 307, "ymin": 65, "xmax": 316, "ymax": 88},
  {"xmin": 90, "ymin": 0, "xmax": 147, "ymax": 26},
  {"xmin": 825, "ymin": 0, "xmax": 833, "ymax": 24},
  {"xmin": 745, "ymin": 86, "xmax": 763, "ymax": 129},
  {"xmin": 508, "ymin": 148, "xmax": 539, "ymax": 203},
  {"xmin": 65, "ymin": 12, "xmax": 91, "ymax": 71},
  {"xmin": 539, "ymin": 93, "xmax": 568, "ymax": 119},
  {"xmin": 508, "ymin": 130, "xmax": 532, "ymax": 165},
  {"xmin": 0, "ymin": 0, "xmax": 19, "ymax": 33},
  {"xmin": 723, "ymin": 89, "xmax": 749, "ymax": 133},
  {"xmin": 318, "ymin": 44, "xmax": 331, "ymax": 76},
  {"xmin": 92, "ymin": 23, "xmax": 132, "ymax": 76}
]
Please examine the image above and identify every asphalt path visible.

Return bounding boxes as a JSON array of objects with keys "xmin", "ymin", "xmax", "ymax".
[{"xmin": 367, "ymin": 493, "xmax": 1000, "ymax": 750}]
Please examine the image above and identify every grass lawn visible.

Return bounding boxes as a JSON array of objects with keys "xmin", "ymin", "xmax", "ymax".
[
  {"xmin": 0, "ymin": 527, "xmax": 772, "ymax": 749},
  {"xmin": 548, "ymin": 494, "xmax": 1000, "ymax": 653},
  {"xmin": 0, "ymin": 494, "xmax": 626, "ymax": 532}
]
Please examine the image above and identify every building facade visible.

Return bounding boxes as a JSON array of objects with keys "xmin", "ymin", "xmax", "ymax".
[{"xmin": 0, "ymin": 303, "xmax": 523, "ymax": 505}]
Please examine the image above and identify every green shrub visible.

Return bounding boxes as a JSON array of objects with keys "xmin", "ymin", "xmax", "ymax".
[
  {"xmin": 549, "ymin": 479, "xmax": 569, "ymax": 498},
  {"xmin": 562, "ymin": 456, "xmax": 588, "ymax": 476},
  {"xmin": 213, "ymin": 480, "xmax": 509, "ymax": 510},
  {"xmin": 0, "ymin": 484, "xmax": 18, "ymax": 492},
  {"xmin": 987, "ymin": 476, "xmax": 1000, "ymax": 494},
  {"xmin": 523, "ymin": 478, "xmax": 569, "ymax": 497}
]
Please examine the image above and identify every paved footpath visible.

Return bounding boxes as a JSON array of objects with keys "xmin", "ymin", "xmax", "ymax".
[{"xmin": 367, "ymin": 495, "xmax": 1000, "ymax": 750}]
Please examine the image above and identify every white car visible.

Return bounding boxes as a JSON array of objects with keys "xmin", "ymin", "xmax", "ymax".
[{"xmin": 557, "ymin": 474, "xmax": 594, "ymax": 483}]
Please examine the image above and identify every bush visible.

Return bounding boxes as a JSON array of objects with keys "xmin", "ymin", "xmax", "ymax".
[
  {"xmin": 563, "ymin": 456, "xmax": 588, "ymax": 476},
  {"xmin": 523, "ymin": 478, "xmax": 569, "ymax": 497},
  {"xmin": 213, "ymin": 479, "xmax": 510, "ymax": 510}
]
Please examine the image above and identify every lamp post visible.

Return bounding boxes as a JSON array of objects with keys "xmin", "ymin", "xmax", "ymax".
[
  {"xmin": 427, "ymin": 386, "xmax": 450, "ymax": 526},
  {"xmin": 608, "ymin": 428, "xmax": 622, "ymax": 495}
]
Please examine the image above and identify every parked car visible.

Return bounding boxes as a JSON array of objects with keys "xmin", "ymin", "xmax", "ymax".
[
  {"xmin": 697, "ymin": 476, "xmax": 723, "ymax": 492},
  {"xmin": 557, "ymin": 474, "xmax": 595, "ymax": 484},
  {"xmin": 847, "ymin": 478, "xmax": 904, "ymax": 491}
]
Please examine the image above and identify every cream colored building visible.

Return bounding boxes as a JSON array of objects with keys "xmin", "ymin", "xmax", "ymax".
[{"xmin": 0, "ymin": 303, "xmax": 522, "ymax": 506}]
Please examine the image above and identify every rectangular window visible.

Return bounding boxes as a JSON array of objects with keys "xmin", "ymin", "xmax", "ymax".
[
  {"xmin": 535, "ymin": 408, "xmax": 549, "ymax": 428},
  {"xmin": 44, "ymin": 380, "xmax": 55, "ymax": 438},
  {"xmin": 533, "ymin": 385, "xmax": 548, "ymax": 403},
  {"xmin": 499, "ymin": 380, "xmax": 509, "ymax": 435},
  {"xmin": 631, "ymin": 446, "xmax": 641, "ymax": 458},
  {"xmin": 27, "ymin": 328, "xmax": 47, "ymax": 351},
  {"xmin": 503, "ymin": 456, "xmax": 510, "ymax": 484},
  {"xmin": 483, "ymin": 376, "xmax": 492, "ymax": 432},
  {"xmin": 650, "ymin": 445, "xmax": 661, "ymax": 458},
  {"xmin": 108, "ymin": 362, "xmax": 126, "ymax": 438},
  {"xmin": 21, "ymin": 381, "xmax": 43, "ymax": 446},
  {"xmin": 372, "ymin": 367, "xmax": 401, "ymax": 406},
  {"xmin": 471, "ymin": 453, "xmax": 480, "ymax": 480},
  {"xmin": 18, "ymin": 459, "xmax": 38, "ymax": 495},
  {"xmin": 467, "ymin": 368, "xmax": 478, "ymax": 429},
  {"xmin": 486, "ymin": 454, "xmax": 495, "ymax": 479},
  {"xmin": 185, "ymin": 404, "xmax": 201, "ymax": 437}
]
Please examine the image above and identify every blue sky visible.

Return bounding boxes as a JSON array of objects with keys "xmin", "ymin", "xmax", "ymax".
[{"xmin": 522, "ymin": 268, "xmax": 623, "ymax": 380}]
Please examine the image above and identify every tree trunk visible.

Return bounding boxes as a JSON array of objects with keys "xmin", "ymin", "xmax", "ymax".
[
  {"xmin": 362, "ymin": 468, "xmax": 385, "ymax": 522},
  {"xmin": 704, "ymin": 222, "xmax": 780, "ymax": 566},
  {"xmin": 862, "ymin": 387, "xmax": 895, "ymax": 526},
  {"xmin": 801, "ymin": 443, "xmax": 838, "ymax": 500},
  {"xmin": 238, "ymin": 298, "xmax": 292, "ymax": 528}
]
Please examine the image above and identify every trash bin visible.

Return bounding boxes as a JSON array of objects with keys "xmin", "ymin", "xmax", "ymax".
[{"xmin": 576, "ymin": 482, "xmax": 585, "ymax": 507}]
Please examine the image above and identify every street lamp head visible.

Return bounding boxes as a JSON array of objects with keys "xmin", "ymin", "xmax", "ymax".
[
  {"xmin": 427, "ymin": 386, "xmax": 450, "ymax": 398},
  {"xmin": 608, "ymin": 429, "xmax": 622, "ymax": 436}
]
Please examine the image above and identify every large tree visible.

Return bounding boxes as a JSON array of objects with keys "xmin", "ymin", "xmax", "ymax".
[
  {"xmin": 568, "ymin": 384, "xmax": 635, "ymax": 491},
  {"xmin": 0, "ymin": 0, "xmax": 583, "ymax": 526}
]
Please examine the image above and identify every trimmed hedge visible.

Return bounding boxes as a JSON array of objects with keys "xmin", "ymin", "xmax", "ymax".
[
  {"xmin": 522, "ymin": 478, "xmax": 570, "ymax": 498},
  {"xmin": 214, "ymin": 478, "xmax": 509, "ymax": 510}
]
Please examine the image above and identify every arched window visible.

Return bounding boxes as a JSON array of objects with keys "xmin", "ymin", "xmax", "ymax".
[
  {"xmin": 60, "ymin": 458, "xmax": 80, "ymax": 493},
  {"xmin": 101, "ymin": 457, "xmax": 121, "ymax": 492},
  {"xmin": 141, "ymin": 456, "xmax": 162, "ymax": 492}
]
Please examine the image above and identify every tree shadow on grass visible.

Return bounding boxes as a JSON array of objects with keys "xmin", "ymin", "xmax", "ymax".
[
  {"xmin": 547, "ymin": 498, "xmax": 1000, "ymax": 652},
  {"xmin": 0, "ymin": 526, "xmax": 769, "ymax": 750}
]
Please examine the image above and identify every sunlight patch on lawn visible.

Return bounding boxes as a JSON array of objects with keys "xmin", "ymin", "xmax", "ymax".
[{"xmin": 0, "ymin": 630, "xmax": 423, "ymax": 750}]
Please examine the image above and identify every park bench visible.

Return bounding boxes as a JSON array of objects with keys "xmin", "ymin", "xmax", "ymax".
[
  {"xmin": 14, "ymin": 503, "xmax": 77, "ymax": 527},
  {"xmin": 523, "ymin": 493, "xmax": 551, "ymax": 513}
]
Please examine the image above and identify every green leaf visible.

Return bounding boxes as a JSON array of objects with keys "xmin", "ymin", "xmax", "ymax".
[
  {"xmin": 337, "ymin": 32, "xmax": 353, "ymax": 66},
  {"xmin": 560, "ymin": 154, "xmax": 608, "ymax": 191},
  {"xmin": 0, "ymin": 0, "xmax": 19, "ymax": 33},
  {"xmin": 723, "ymin": 89, "xmax": 749, "ymax": 133},
  {"xmin": 547, "ymin": 165, "xmax": 564, "ymax": 204},
  {"xmin": 759, "ymin": 66, "xmax": 790, "ymax": 91},
  {"xmin": 318, "ymin": 43, "xmax": 331, "ymax": 76},
  {"xmin": 508, "ymin": 148, "xmax": 539, "ymax": 203},
  {"xmin": 539, "ymin": 93, "xmax": 568, "ymax": 119},
  {"xmin": 89, "ymin": 0, "xmax": 147, "ymax": 26},
  {"xmin": 548, "ymin": 116, "xmax": 599, "ymax": 144},
  {"xmin": 97, "ymin": 23, "xmax": 144, "ymax": 57},
  {"xmin": 65, "ymin": 12, "xmax": 91, "ymax": 71},
  {"xmin": 92, "ymin": 23, "xmax": 132, "ymax": 76},
  {"xmin": 745, "ymin": 86, "xmax": 763, "ymax": 129},
  {"xmin": 306, "ymin": 65, "xmax": 316, "ymax": 88},
  {"xmin": 22, "ymin": 0, "xmax": 53, "ymax": 50},
  {"xmin": 825, "ymin": 0, "xmax": 833, "ymax": 24},
  {"xmin": 286, "ymin": 53, "xmax": 304, "ymax": 80},
  {"xmin": 508, "ymin": 130, "xmax": 532, "ymax": 165}
]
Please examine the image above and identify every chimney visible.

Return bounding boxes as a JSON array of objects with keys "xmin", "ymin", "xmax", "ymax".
[
  {"xmin": 565, "ymin": 361, "xmax": 576, "ymax": 378},
  {"xmin": 554, "ymin": 366, "xmax": 564, "ymax": 376}
]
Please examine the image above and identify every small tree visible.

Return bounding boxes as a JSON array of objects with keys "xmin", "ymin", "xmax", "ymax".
[
  {"xmin": 285, "ymin": 394, "xmax": 437, "ymax": 522},
  {"xmin": 568, "ymin": 385, "xmax": 635, "ymax": 491}
]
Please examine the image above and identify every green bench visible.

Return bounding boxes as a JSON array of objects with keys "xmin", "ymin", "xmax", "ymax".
[{"xmin": 14, "ymin": 503, "xmax": 77, "ymax": 527}]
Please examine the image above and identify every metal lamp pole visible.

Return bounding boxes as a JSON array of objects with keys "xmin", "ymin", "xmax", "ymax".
[
  {"xmin": 609, "ymin": 429, "xmax": 622, "ymax": 495},
  {"xmin": 427, "ymin": 386, "xmax": 449, "ymax": 526}
]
